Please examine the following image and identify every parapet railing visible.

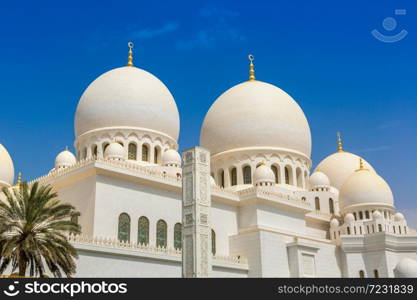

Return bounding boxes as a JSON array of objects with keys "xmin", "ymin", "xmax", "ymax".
[
  {"xmin": 67, "ymin": 234, "xmax": 248, "ymax": 265},
  {"xmin": 28, "ymin": 157, "xmax": 182, "ymax": 185},
  {"xmin": 238, "ymin": 186, "xmax": 311, "ymax": 208}
]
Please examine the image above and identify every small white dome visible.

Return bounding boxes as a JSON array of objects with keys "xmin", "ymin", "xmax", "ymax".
[
  {"xmin": 210, "ymin": 176, "xmax": 216, "ymax": 186},
  {"xmin": 309, "ymin": 171, "xmax": 330, "ymax": 188},
  {"xmin": 55, "ymin": 148, "xmax": 76, "ymax": 169},
  {"xmin": 394, "ymin": 258, "xmax": 417, "ymax": 278},
  {"xmin": 330, "ymin": 218, "xmax": 340, "ymax": 228},
  {"xmin": 162, "ymin": 149, "xmax": 181, "ymax": 167},
  {"xmin": 339, "ymin": 167, "xmax": 394, "ymax": 212},
  {"xmin": 254, "ymin": 164, "xmax": 276, "ymax": 186},
  {"xmin": 372, "ymin": 210, "xmax": 382, "ymax": 220},
  {"xmin": 0, "ymin": 144, "xmax": 14, "ymax": 187},
  {"xmin": 344, "ymin": 213, "xmax": 355, "ymax": 224},
  {"xmin": 394, "ymin": 212, "xmax": 405, "ymax": 222},
  {"xmin": 75, "ymin": 66, "xmax": 180, "ymax": 141},
  {"xmin": 315, "ymin": 151, "xmax": 375, "ymax": 190},
  {"xmin": 200, "ymin": 80, "xmax": 311, "ymax": 157},
  {"xmin": 104, "ymin": 141, "xmax": 125, "ymax": 160}
]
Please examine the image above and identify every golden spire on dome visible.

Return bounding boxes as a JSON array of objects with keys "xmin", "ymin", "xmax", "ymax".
[
  {"xmin": 337, "ymin": 132, "xmax": 343, "ymax": 152},
  {"xmin": 356, "ymin": 158, "xmax": 368, "ymax": 172},
  {"xmin": 16, "ymin": 172, "xmax": 22, "ymax": 186},
  {"xmin": 127, "ymin": 42, "xmax": 134, "ymax": 67},
  {"xmin": 248, "ymin": 54, "xmax": 255, "ymax": 81},
  {"xmin": 65, "ymin": 145, "xmax": 69, "ymax": 151}
]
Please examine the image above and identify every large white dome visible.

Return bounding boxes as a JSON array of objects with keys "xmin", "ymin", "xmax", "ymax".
[
  {"xmin": 315, "ymin": 151, "xmax": 375, "ymax": 190},
  {"xmin": 75, "ymin": 66, "xmax": 180, "ymax": 141},
  {"xmin": 200, "ymin": 80, "xmax": 311, "ymax": 157},
  {"xmin": 0, "ymin": 144, "xmax": 14, "ymax": 187},
  {"xmin": 339, "ymin": 167, "xmax": 394, "ymax": 212}
]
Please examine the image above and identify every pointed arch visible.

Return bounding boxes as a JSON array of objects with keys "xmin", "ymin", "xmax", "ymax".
[
  {"xmin": 128, "ymin": 143, "xmax": 137, "ymax": 160},
  {"xmin": 156, "ymin": 219, "xmax": 167, "ymax": 248},
  {"xmin": 142, "ymin": 144, "xmax": 149, "ymax": 162},
  {"xmin": 118, "ymin": 213, "xmax": 130, "ymax": 242},
  {"xmin": 271, "ymin": 165, "xmax": 279, "ymax": 184},
  {"xmin": 284, "ymin": 166, "xmax": 291, "ymax": 184},
  {"xmin": 211, "ymin": 229, "xmax": 216, "ymax": 255},
  {"xmin": 329, "ymin": 198, "xmax": 335, "ymax": 214},
  {"xmin": 137, "ymin": 216, "xmax": 149, "ymax": 245},
  {"xmin": 243, "ymin": 165, "xmax": 252, "ymax": 184},
  {"xmin": 230, "ymin": 167, "xmax": 237, "ymax": 186},
  {"xmin": 315, "ymin": 197, "xmax": 320, "ymax": 211},
  {"xmin": 174, "ymin": 223, "xmax": 182, "ymax": 250}
]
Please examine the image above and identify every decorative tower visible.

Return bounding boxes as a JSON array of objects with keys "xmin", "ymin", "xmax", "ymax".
[{"xmin": 181, "ymin": 146, "xmax": 212, "ymax": 277}]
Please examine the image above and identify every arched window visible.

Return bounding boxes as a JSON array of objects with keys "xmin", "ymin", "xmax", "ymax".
[
  {"xmin": 137, "ymin": 216, "xmax": 149, "ymax": 245},
  {"xmin": 211, "ymin": 229, "xmax": 216, "ymax": 255},
  {"xmin": 118, "ymin": 213, "xmax": 130, "ymax": 242},
  {"xmin": 271, "ymin": 165, "xmax": 279, "ymax": 183},
  {"xmin": 284, "ymin": 166, "xmax": 290, "ymax": 184},
  {"xmin": 154, "ymin": 147, "xmax": 159, "ymax": 163},
  {"xmin": 142, "ymin": 145, "xmax": 149, "ymax": 162},
  {"xmin": 378, "ymin": 224, "xmax": 383, "ymax": 232},
  {"xmin": 359, "ymin": 211, "xmax": 363, "ymax": 220},
  {"xmin": 103, "ymin": 143, "xmax": 110, "ymax": 155},
  {"xmin": 315, "ymin": 197, "xmax": 320, "ymax": 211},
  {"xmin": 347, "ymin": 227, "xmax": 351, "ymax": 235},
  {"xmin": 365, "ymin": 211, "xmax": 370, "ymax": 219},
  {"xmin": 353, "ymin": 212, "xmax": 357, "ymax": 220},
  {"xmin": 92, "ymin": 145, "xmax": 98, "ymax": 157},
  {"xmin": 230, "ymin": 168, "xmax": 237, "ymax": 186},
  {"xmin": 156, "ymin": 220, "xmax": 167, "ymax": 248},
  {"xmin": 128, "ymin": 143, "xmax": 137, "ymax": 160},
  {"xmin": 83, "ymin": 148, "xmax": 87, "ymax": 159},
  {"xmin": 174, "ymin": 223, "xmax": 182, "ymax": 250},
  {"xmin": 219, "ymin": 170, "xmax": 225, "ymax": 188},
  {"xmin": 359, "ymin": 270, "xmax": 365, "ymax": 278},
  {"xmin": 243, "ymin": 166, "xmax": 252, "ymax": 184},
  {"xmin": 329, "ymin": 198, "xmax": 334, "ymax": 214},
  {"xmin": 301, "ymin": 197, "xmax": 306, "ymax": 201},
  {"xmin": 374, "ymin": 269, "xmax": 379, "ymax": 278}
]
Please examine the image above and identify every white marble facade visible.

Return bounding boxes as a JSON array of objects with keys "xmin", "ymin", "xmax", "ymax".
[{"xmin": 1, "ymin": 48, "xmax": 416, "ymax": 278}]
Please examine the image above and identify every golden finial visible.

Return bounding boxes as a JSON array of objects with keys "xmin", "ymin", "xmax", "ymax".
[
  {"xmin": 248, "ymin": 54, "xmax": 255, "ymax": 81},
  {"xmin": 65, "ymin": 145, "xmax": 69, "ymax": 151},
  {"xmin": 259, "ymin": 161, "xmax": 266, "ymax": 167},
  {"xmin": 337, "ymin": 132, "xmax": 343, "ymax": 152},
  {"xmin": 356, "ymin": 158, "xmax": 368, "ymax": 172},
  {"xmin": 17, "ymin": 172, "xmax": 22, "ymax": 186},
  {"xmin": 127, "ymin": 42, "xmax": 134, "ymax": 67}
]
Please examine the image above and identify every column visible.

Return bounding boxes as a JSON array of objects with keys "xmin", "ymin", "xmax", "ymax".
[{"xmin": 182, "ymin": 147, "xmax": 212, "ymax": 278}]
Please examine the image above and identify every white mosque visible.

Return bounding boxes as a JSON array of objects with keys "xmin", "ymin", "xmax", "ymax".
[{"xmin": 1, "ymin": 44, "xmax": 417, "ymax": 278}]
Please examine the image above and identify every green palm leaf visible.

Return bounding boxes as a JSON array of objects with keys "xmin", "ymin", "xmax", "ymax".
[{"xmin": 0, "ymin": 182, "xmax": 81, "ymax": 277}]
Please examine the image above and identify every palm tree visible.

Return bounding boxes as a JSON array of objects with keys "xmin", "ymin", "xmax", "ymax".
[{"xmin": 0, "ymin": 182, "xmax": 81, "ymax": 277}]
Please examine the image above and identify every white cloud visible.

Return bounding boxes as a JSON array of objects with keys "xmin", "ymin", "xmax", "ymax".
[
  {"xmin": 355, "ymin": 145, "xmax": 392, "ymax": 153},
  {"xmin": 130, "ymin": 22, "xmax": 179, "ymax": 40},
  {"xmin": 176, "ymin": 6, "xmax": 245, "ymax": 50}
]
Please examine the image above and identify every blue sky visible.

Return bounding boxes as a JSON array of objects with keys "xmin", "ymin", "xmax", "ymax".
[{"xmin": 0, "ymin": 1, "xmax": 416, "ymax": 221}]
